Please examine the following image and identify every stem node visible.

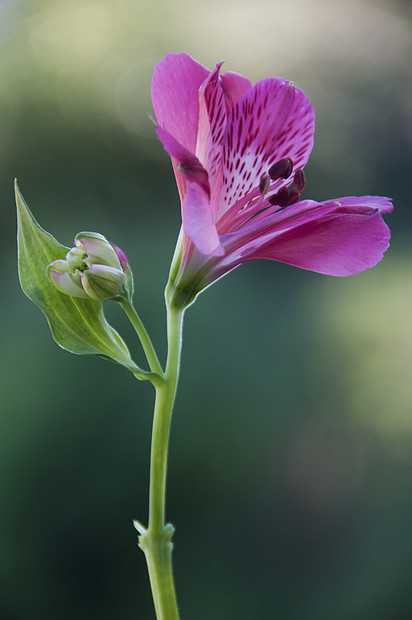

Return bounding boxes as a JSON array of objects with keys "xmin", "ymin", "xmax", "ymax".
[{"xmin": 133, "ymin": 519, "xmax": 147, "ymax": 535}]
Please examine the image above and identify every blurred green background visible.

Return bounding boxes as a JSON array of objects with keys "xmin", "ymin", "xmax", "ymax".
[{"xmin": 1, "ymin": 0, "xmax": 411, "ymax": 618}]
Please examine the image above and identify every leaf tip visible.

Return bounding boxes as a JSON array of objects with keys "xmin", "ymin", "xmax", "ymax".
[
  {"xmin": 14, "ymin": 179, "xmax": 26, "ymax": 218},
  {"xmin": 14, "ymin": 178, "xmax": 21, "ymax": 201}
]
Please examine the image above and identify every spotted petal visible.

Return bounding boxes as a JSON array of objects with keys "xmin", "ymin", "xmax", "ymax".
[
  {"xmin": 219, "ymin": 78, "xmax": 315, "ymax": 219},
  {"xmin": 220, "ymin": 71, "xmax": 253, "ymax": 114},
  {"xmin": 196, "ymin": 63, "xmax": 227, "ymax": 190}
]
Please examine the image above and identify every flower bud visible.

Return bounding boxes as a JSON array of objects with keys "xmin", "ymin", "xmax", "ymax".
[
  {"xmin": 81, "ymin": 264, "xmax": 126, "ymax": 301},
  {"xmin": 47, "ymin": 232, "xmax": 133, "ymax": 301},
  {"xmin": 47, "ymin": 259, "xmax": 89, "ymax": 298},
  {"xmin": 74, "ymin": 232, "xmax": 122, "ymax": 269}
]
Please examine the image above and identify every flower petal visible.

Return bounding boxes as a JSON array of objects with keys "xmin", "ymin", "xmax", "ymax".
[
  {"xmin": 328, "ymin": 195, "xmax": 394, "ymax": 214},
  {"xmin": 47, "ymin": 263, "xmax": 89, "ymax": 298},
  {"xmin": 155, "ymin": 126, "xmax": 223, "ymax": 256},
  {"xmin": 220, "ymin": 78, "xmax": 315, "ymax": 218},
  {"xmin": 235, "ymin": 196, "xmax": 393, "ymax": 277},
  {"xmin": 255, "ymin": 214, "xmax": 391, "ymax": 276},
  {"xmin": 81, "ymin": 265, "xmax": 126, "ymax": 301},
  {"xmin": 196, "ymin": 62, "xmax": 227, "ymax": 189},
  {"xmin": 151, "ymin": 52, "xmax": 209, "ymax": 153},
  {"xmin": 220, "ymin": 71, "xmax": 252, "ymax": 114},
  {"xmin": 75, "ymin": 232, "xmax": 122, "ymax": 270},
  {"xmin": 155, "ymin": 126, "xmax": 210, "ymax": 196},
  {"xmin": 182, "ymin": 180, "xmax": 224, "ymax": 256}
]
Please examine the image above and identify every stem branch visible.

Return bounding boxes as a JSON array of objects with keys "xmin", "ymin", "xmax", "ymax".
[{"xmin": 120, "ymin": 299, "xmax": 163, "ymax": 375}]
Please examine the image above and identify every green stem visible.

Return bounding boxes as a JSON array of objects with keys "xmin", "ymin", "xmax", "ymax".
[
  {"xmin": 119, "ymin": 299, "xmax": 163, "ymax": 375},
  {"xmin": 138, "ymin": 304, "xmax": 184, "ymax": 620}
]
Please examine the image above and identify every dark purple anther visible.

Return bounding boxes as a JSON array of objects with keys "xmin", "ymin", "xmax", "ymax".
[
  {"xmin": 293, "ymin": 169, "xmax": 306, "ymax": 192},
  {"xmin": 286, "ymin": 189, "xmax": 301, "ymax": 205},
  {"xmin": 268, "ymin": 187, "xmax": 300, "ymax": 207},
  {"xmin": 268, "ymin": 158, "xmax": 293, "ymax": 181},
  {"xmin": 268, "ymin": 186, "xmax": 290, "ymax": 206},
  {"xmin": 259, "ymin": 173, "xmax": 271, "ymax": 195}
]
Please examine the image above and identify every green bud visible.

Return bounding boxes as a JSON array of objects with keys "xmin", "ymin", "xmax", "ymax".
[
  {"xmin": 47, "ymin": 231, "xmax": 132, "ymax": 302},
  {"xmin": 74, "ymin": 232, "xmax": 122, "ymax": 269},
  {"xmin": 66, "ymin": 245, "xmax": 87, "ymax": 272},
  {"xmin": 46, "ymin": 259, "xmax": 89, "ymax": 298},
  {"xmin": 81, "ymin": 265, "xmax": 126, "ymax": 301}
]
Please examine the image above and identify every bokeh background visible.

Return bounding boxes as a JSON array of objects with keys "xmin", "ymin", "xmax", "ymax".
[{"xmin": 1, "ymin": 0, "xmax": 411, "ymax": 618}]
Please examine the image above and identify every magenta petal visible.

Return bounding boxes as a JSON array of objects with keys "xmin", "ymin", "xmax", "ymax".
[
  {"xmin": 182, "ymin": 180, "xmax": 224, "ymax": 256},
  {"xmin": 156, "ymin": 126, "xmax": 210, "ymax": 196},
  {"xmin": 220, "ymin": 71, "xmax": 252, "ymax": 114},
  {"xmin": 220, "ymin": 78, "xmax": 315, "ymax": 215},
  {"xmin": 243, "ymin": 198, "xmax": 392, "ymax": 276},
  {"xmin": 328, "ymin": 195, "xmax": 394, "ymax": 214},
  {"xmin": 155, "ymin": 126, "xmax": 223, "ymax": 256},
  {"xmin": 151, "ymin": 53, "xmax": 209, "ymax": 153},
  {"xmin": 255, "ymin": 213, "xmax": 391, "ymax": 276}
]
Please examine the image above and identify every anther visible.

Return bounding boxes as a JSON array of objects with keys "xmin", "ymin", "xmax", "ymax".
[
  {"xmin": 259, "ymin": 173, "xmax": 271, "ymax": 195},
  {"xmin": 286, "ymin": 189, "xmax": 301, "ymax": 205},
  {"xmin": 268, "ymin": 187, "xmax": 290, "ymax": 206},
  {"xmin": 293, "ymin": 169, "xmax": 306, "ymax": 192},
  {"xmin": 268, "ymin": 158, "xmax": 293, "ymax": 181},
  {"xmin": 268, "ymin": 187, "xmax": 301, "ymax": 207}
]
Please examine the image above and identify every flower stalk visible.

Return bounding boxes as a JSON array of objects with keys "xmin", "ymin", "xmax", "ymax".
[{"xmin": 136, "ymin": 302, "xmax": 184, "ymax": 619}]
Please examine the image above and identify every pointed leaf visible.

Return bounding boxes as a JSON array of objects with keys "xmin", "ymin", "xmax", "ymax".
[{"xmin": 15, "ymin": 181, "xmax": 138, "ymax": 371}]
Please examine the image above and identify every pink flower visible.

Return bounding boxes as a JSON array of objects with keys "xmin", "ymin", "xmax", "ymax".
[{"xmin": 152, "ymin": 53, "xmax": 393, "ymax": 308}]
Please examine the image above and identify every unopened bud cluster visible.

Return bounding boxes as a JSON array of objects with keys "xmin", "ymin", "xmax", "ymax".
[{"xmin": 47, "ymin": 232, "xmax": 133, "ymax": 301}]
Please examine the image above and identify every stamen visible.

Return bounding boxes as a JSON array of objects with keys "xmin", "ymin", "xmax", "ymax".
[
  {"xmin": 268, "ymin": 158, "xmax": 293, "ymax": 181},
  {"xmin": 268, "ymin": 187, "xmax": 290, "ymax": 206},
  {"xmin": 293, "ymin": 169, "xmax": 306, "ymax": 192},
  {"xmin": 286, "ymin": 189, "xmax": 301, "ymax": 205},
  {"xmin": 268, "ymin": 187, "xmax": 300, "ymax": 207},
  {"xmin": 259, "ymin": 173, "xmax": 271, "ymax": 195}
]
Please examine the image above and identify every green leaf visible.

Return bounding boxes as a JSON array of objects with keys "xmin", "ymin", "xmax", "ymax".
[{"xmin": 15, "ymin": 180, "xmax": 139, "ymax": 372}]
